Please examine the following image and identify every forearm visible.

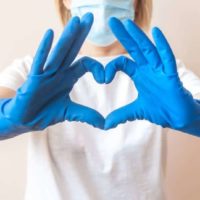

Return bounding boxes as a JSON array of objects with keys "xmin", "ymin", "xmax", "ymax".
[
  {"xmin": 0, "ymin": 99, "xmax": 28, "ymax": 140},
  {"xmin": 179, "ymin": 118, "xmax": 200, "ymax": 137},
  {"xmin": 194, "ymin": 93, "xmax": 200, "ymax": 99},
  {"xmin": 0, "ymin": 117, "xmax": 20, "ymax": 140},
  {"xmin": 0, "ymin": 88, "xmax": 27, "ymax": 139},
  {"xmin": 178, "ymin": 97, "xmax": 200, "ymax": 137},
  {"xmin": 0, "ymin": 87, "xmax": 16, "ymax": 98}
]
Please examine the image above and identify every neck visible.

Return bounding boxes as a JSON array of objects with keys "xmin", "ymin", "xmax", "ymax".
[{"xmin": 79, "ymin": 40, "xmax": 127, "ymax": 57}]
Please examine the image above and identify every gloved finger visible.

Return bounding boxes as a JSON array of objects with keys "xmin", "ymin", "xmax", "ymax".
[
  {"xmin": 66, "ymin": 101, "xmax": 105, "ymax": 129},
  {"xmin": 152, "ymin": 27, "xmax": 177, "ymax": 75},
  {"xmin": 30, "ymin": 29, "xmax": 54, "ymax": 75},
  {"xmin": 108, "ymin": 17, "xmax": 146, "ymax": 66},
  {"xmin": 61, "ymin": 13, "xmax": 94, "ymax": 70},
  {"xmin": 44, "ymin": 16, "xmax": 81, "ymax": 73},
  {"xmin": 105, "ymin": 56, "xmax": 136, "ymax": 84},
  {"xmin": 67, "ymin": 56, "xmax": 105, "ymax": 85},
  {"xmin": 104, "ymin": 100, "xmax": 141, "ymax": 130},
  {"xmin": 123, "ymin": 20, "xmax": 162, "ymax": 70}
]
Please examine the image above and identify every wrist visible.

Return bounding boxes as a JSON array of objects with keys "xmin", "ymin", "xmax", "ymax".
[{"xmin": 0, "ymin": 99, "xmax": 29, "ymax": 140}]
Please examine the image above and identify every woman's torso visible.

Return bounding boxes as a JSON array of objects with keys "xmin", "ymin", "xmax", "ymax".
[{"xmin": 23, "ymin": 55, "xmax": 167, "ymax": 200}]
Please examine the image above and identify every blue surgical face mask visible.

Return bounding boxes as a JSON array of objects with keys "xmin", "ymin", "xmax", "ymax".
[{"xmin": 71, "ymin": 0, "xmax": 135, "ymax": 47}]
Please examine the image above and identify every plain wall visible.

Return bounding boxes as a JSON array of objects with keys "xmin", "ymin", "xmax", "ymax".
[{"xmin": 0, "ymin": 0, "xmax": 200, "ymax": 199}]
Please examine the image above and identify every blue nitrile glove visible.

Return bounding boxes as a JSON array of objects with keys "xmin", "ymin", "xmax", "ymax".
[
  {"xmin": 104, "ymin": 17, "xmax": 200, "ymax": 137},
  {"xmin": 0, "ymin": 13, "xmax": 105, "ymax": 140}
]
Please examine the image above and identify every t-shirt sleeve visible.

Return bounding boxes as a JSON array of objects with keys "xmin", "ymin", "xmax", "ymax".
[
  {"xmin": 177, "ymin": 59, "xmax": 200, "ymax": 98},
  {"xmin": 0, "ymin": 56, "xmax": 33, "ymax": 91}
]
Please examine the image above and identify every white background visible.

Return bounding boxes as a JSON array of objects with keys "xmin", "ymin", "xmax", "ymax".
[{"xmin": 0, "ymin": 0, "xmax": 200, "ymax": 199}]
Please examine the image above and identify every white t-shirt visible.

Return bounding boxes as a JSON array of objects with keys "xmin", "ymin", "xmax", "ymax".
[{"xmin": 0, "ymin": 55, "xmax": 200, "ymax": 200}]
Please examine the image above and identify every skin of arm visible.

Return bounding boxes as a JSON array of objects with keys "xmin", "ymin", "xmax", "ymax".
[
  {"xmin": 0, "ymin": 87, "xmax": 16, "ymax": 98},
  {"xmin": 194, "ymin": 93, "xmax": 200, "ymax": 99}
]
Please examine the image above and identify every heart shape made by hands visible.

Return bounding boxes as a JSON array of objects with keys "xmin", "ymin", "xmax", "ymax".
[{"xmin": 69, "ymin": 56, "xmax": 137, "ymax": 130}]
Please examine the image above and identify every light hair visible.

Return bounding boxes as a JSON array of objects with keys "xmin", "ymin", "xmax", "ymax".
[{"xmin": 54, "ymin": 0, "xmax": 152, "ymax": 31}]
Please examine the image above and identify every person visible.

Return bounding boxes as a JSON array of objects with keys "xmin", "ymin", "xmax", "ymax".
[{"xmin": 0, "ymin": 0, "xmax": 200, "ymax": 199}]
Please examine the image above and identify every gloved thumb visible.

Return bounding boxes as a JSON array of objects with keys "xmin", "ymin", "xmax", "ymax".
[
  {"xmin": 104, "ymin": 100, "xmax": 141, "ymax": 130},
  {"xmin": 65, "ymin": 101, "xmax": 105, "ymax": 129}
]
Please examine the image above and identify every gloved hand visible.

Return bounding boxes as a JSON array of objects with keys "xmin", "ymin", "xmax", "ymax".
[
  {"xmin": 104, "ymin": 17, "xmax": 200, "ymax": 137},
  {"xmin": 0, "ymin": 13, "xmax": 105, "ymax": 140}
]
